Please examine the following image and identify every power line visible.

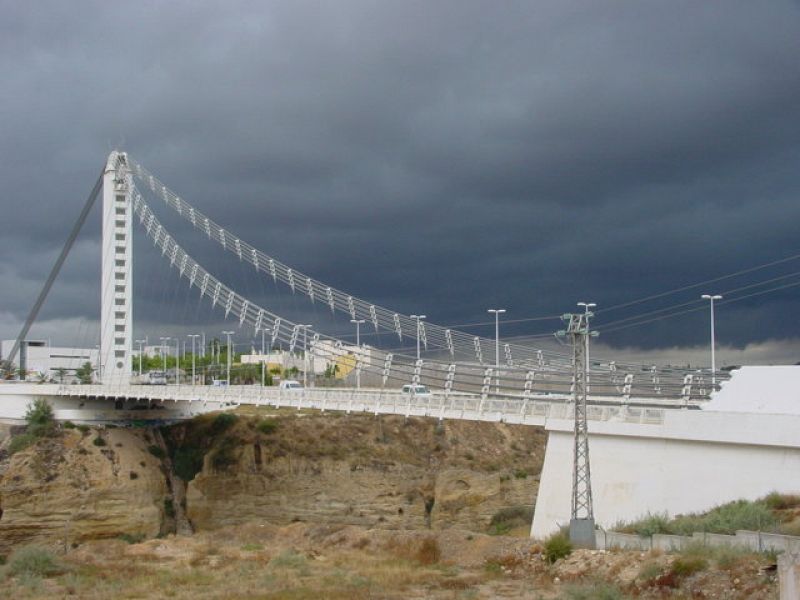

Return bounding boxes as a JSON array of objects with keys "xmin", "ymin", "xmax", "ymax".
[
  {"xmin": 596, "ymin": 252, "xmax": 800, "ymax": 315},
  {"xmin": 595, "ymin": 269, "xmax": 800, "ymax": 330},
  {"xmin": 441, "ymin": 315, "xmax": 562, "ymax": 328},
  {"xmin": 598, "ymin": 278, "xmax": 800, "ymax": 334}
]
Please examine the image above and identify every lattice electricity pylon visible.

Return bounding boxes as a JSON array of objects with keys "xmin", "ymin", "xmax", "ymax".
[{"xmin": 556, "ymin": 311, "xmax": 599, "ymax": 547}]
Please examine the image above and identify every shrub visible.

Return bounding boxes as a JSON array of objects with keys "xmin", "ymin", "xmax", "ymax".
[
  {"xmin": 618, "ymin": 499, "xmax": 780, "ymax": 536},
  {"xmin": 257, "ymin": 418, "xmax": 278, "ymax": 435},
  {"xmin": 543, "ymin": 532, "xmax": 572, "ymax": 564},
  {"xmin": 764, "ymin": 492, "xmax": 800, "ymax": 511},
  {"xmin": 618, "ymin": 512, "xmax": 671, "ymax": 537},
  {"xmin": 77, "ymin": 424, "xmax": 90, "ymax": 434},
  {"xmin": 488, "ymin": 506, "xmax": 533, "ymax": 535},
  {"xmin": 92, "ymin": 436, "xmax": 106, "ymax": 447},
  {"xmin": 147, "ymin": 445, "xmax": 166, "ymax": 459},
  {"xmin": 513, "ymin": 469, "xmax": 528, "ymax": 479},
  {"xmin": 210, "ymin": 412, "xmax": 237, "ymax": 435},
  {"xmin": 119, "ymin": 533, "xmax": 145, "ymax": 544},
  {"xmin": 24, "ymin": 398, "xmax": 55, "ymax": 438},
  {"xmin": 637, "ymin": 561, "xmax": 663, "ymax": 583},
  {"xmin": 8, "ymin": 433, "xmax": 36, "ymax": 455},
  {"xmin": 174, "ymin": 446, "xmax": 206, "ymax": 481},
  {"xmin": 670, "ymin": 555, "xmax": 708, "ymax": 577},
  {"xmin": 7, "ymin": 546, "xmax": 62, "ymax": 578},
  {"xmin": 63, "ymin": 421, "xmax": 76, "ymax": 429},
  {"xmin": 671, "ymin": 499, "xmax": 777, "ymax": 535},
  {"xmin": 211, "ymin": 436, "xmax": 239, "ymax": 470}
]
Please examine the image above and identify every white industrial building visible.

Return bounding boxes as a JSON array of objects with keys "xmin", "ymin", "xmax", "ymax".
[{"xmin": 0, "ymin": 340, "xmax": 99, "ymax": 382}]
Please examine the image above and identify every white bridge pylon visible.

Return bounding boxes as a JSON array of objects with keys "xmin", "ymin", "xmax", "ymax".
[
  {"xmin": 100, "ymin": 152, "xmax": 133, "ymax": 384},
  {"xmin": 97, "ymin": 151, "xmax": 720, "ymax": 403}
]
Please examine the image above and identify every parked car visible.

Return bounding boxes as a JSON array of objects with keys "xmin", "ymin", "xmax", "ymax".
[
  {"xmin": 146, "ymin": 371, "xmax": 167, "ymax": 385},
  {"xmin": 401, "ymin": 384, "xmax": 431, "ymax": 397},
  {"xmin": 279, "ymin": 379, "xmax": 303, "ymax": 391}
]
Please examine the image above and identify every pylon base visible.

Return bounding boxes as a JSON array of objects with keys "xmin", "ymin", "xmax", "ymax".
[{"xmin": 569, "ymin": 518, "xmax": 596, "ymax": 549}]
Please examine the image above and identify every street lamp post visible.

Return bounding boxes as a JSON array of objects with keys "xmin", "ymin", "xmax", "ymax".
[
  {"xmin": 301, "ymin": 324, "xmax": 313, "ymax": 388},
  {"xmin": 577, "ymin": 302, "xmax": 596, "ymax": 388},
  {"xmin": 487, "ymin": 309, "xmax": 506, "ymax": 394},
  {"xmin": 260, "ymin": 328, "xmax": 266, "ymax": 387},
  {"xmin": 175, "ymin": 338, "xmax": 180, "ymax": 386},
  {"xmin": 135, "ymin": 339, "xmax": 146, "ymax": 377},
  {"xmin": 701, "ymin": 294, "xmax": 723, "ymax": 386},
  {"xmin": 159, "ymin": 337, "xmax": 170, "ymax": 379},
  {"xmin": 222, "ymin": 331, "xmax": 234, "ymax": 386},
  {"xmin": 350, "ymin": 319, "xmax": 365, "ymax": 389},
  {"xmin": 188, "ymin": 335, "xmax": 200, "ymax": 385},
  {"xmin": 410, "ymin": 315, "xmax": 426, "ymax": 361}
]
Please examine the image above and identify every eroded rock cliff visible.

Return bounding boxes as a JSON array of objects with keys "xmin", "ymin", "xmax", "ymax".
[
  {"xmin": 180, "ymin": 412, "xmax": 545, "ymax": 532},
  {"xmin": 0, "ymin": 427, "xmax": 167, "ymax": 553},
  {"xmin": 0, "ymin": 410, "xmax": 546, "ymax": 553}
]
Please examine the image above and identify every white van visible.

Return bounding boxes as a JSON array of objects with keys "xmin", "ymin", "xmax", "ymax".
[
  {"xmin": 401, "ymin": 384, "xmax": 431, "ymax": 397},
  {"xmin": 279, "ymin": 379, "xmax": 303, "ymax": 391}
]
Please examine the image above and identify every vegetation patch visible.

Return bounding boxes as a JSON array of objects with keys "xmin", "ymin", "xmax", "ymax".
[
  {"xmin": 7, "ymin": 546, "xmax": 63, "ymax": 578},
  {"xmin": 617, "ymin": 495, "xmax": 785, "ymax": 536},
  {"xmin": 211, "ymin": 436, "xmax": 239, "ymax": 470},
  {"xmin": 119, "ymin": 533, "xmax": 145, "ymax": 544},
  {"xmin": 257, "ymin": 418, "xmax": 279, "ymax": 435},
  {"xmin": 8, "ymin": 433, "xmax": 37, "ymax": 456},
  {"xmin": 670, "ymin": 554, "xmax": 708, "ymax": 578},
  {"xmin": 147, "ymin": 444, "xmax": 166, "ymax": 459},
  {"xmin": 562, "ymin": 582, "xmax": 626, "ymax": 599},
  {"xmin": 543, "ymin": 532, "xmax": 572, "ymax": 564},
  {"xmin": 487, "ymin": 505, "xmax": 533, "ymax": 536},
  {"xmin": 210, "ymin": 412, "xmax": 238, "ymax": 435},
  {"xmin": 174, "ymin": 446, "xmax": 206, "ymax": 481},
  {"xmin": 92, "ymin": 436, "xmax": 107, "ymax": 447}
]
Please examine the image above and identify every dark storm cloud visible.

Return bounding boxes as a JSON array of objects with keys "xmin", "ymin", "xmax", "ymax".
[{"xmin": 2, "ymin": 0, "xmax": 800, "ymax": 360}]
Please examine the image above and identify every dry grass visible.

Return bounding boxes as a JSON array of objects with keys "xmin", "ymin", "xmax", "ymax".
[{"xmin": 0, "ymin": 521, "xmax": 779, "ymax": 600}]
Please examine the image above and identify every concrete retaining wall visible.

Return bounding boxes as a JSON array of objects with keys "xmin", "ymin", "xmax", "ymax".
[
  {"xmin": 531, "ymin": 408, "xmax": 800, "ymax": 538},
  {"xmin": 595, "ymin": 529, "xmax": 800, "ymax": 553}
]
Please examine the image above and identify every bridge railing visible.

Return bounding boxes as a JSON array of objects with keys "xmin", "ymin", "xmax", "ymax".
[{"xmin": 57, "ymin": 384, "xmax": 668, "ymax": 425}]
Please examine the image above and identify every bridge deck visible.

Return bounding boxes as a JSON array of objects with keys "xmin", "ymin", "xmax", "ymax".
[{"xmin": 56, "ymin": 384, "xmax": 695, "ymax": 426}]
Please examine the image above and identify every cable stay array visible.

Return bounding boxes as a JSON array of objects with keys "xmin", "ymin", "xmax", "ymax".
[{"xmin": 127, "ymin": 157, "xmax": 719, "ymax": 393}]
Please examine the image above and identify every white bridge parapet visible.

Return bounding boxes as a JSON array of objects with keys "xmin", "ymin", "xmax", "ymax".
[{"xmin": 53, "ymin": 384, "xmax": 689, "ymax": 426}]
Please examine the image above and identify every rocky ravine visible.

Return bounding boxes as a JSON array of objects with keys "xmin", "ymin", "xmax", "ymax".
[{"xmin": 0, "ymin": 410, "xmax": 546, "ymax": 553}]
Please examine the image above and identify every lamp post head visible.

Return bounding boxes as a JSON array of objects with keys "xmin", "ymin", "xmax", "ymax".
[
  {"xmin": 487, "ymin": 308, "xmax": 506, "ymax": 315},
  {"xmin": 577, "ymin": 302, "xmax": 596, "ymax": 309},
  {"xmin": 702, "ymin": 294, "xmax": 723, "ymax": 301},
  {"xmin": 350, "ymin": 319, "xmax": 365, "ymax": 325}
]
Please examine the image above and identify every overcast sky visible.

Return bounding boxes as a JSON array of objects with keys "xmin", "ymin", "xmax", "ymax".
[{"xmin": 2, "ymin": 1, "xmax": 800, "ymax": 365}]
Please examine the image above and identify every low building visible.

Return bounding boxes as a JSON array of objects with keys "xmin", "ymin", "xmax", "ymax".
[{"xmin": 1, "ymin": 340, "xmax": 99, "ymax": 381}]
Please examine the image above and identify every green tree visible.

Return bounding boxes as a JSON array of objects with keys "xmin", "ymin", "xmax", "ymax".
[
  {"xmin": 25, "ymin": 398, "xmax": 55, "ymax": 437},
  {"xmin": 54, "ymin": 367, "xmax": 68, "ymax": 383},
  {"xmin": 75, "ymin": 361, "xmax": 95, "ymax": 384}
]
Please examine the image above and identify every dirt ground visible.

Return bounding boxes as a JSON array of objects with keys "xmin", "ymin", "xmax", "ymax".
[{"xmin": 0, "ymin": 521, "xmax": 779, "ymax": 599}]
